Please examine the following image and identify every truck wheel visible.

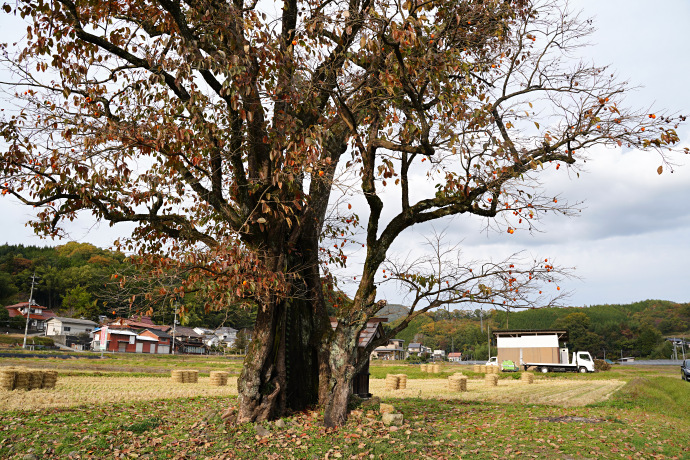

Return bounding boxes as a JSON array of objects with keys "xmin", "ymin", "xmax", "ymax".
[
  {"xmin": 541, "ymin": 367, "xmax": 549, "ymax": 374},
  {"xmin": 579, "ymin": 367, "xmax": 587, "ymax": 373}
]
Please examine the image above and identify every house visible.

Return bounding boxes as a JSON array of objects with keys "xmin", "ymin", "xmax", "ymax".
[
  {"xmin": 107, "ymin": 317, "xmax": 171, "ymax": 332},
  {"xmin": 92, "ymin": 316, "xmax": 174, "ymax": 354},
  {"xmin": 372, "ymin": 338, "xmax": 405, "ymax": 360},
  {"xmin": 492, "ymin": 329, "xmax": 568, "ymax": 365},
  {"xmin": 193, "ymin": 327, "xmax": 213, "ymax": 336},
  {"xmin": 139, "ymin": 328, "xmax": 172, "ymax": 354},
  {"xmin": 433, "ymin": 349, "xmax": 446, "ymax": 360},
  {"xmin": 448, "ymin": 352, "xmax": 463, "ymax": 363},
  {"xmin": 5, "ymin": 302, "xmax": 56, "ymax": 332},
  {"xmin": 92, "ymin": 327, "xmax": 143, "ymax": 353},
  {"xmin": 45, "ymin": 317, "xmax": 98, "ymax": 336},
  {"xmin": 330, "ymin": 317, "xmax": 386, "ymax": 398},
  {"xmin": 407, "ymin": 342, "xmax": 431, "ymax": 357},
  {"xmin": 171, "ymin": 326, "xmax": 206, "ymax": 354},
  {"xmin": 215, "ymin": 327, "xmax": 238, "ymax": 347}
]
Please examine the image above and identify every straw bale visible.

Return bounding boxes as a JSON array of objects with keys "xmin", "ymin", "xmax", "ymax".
[
  {"xmin": 14, "ymin": 369, "xmax": 30, "ymax": 390},
  {"xmin": 171, "ymin": 369, "xmax": 184, "ymax": 383},
  {"xmin": 432, "ymin": 364, "xmax": 440, "ymax": 373},
  {"xmin": 0, "ymin": 368, "xmax": 17, "ymax": 391},
  {"xmin": 396, "ymin": 374, "xmax": 407, "ymax": 390},
  {"xmin": 480, "ymin": 365, "xmax": 487, "ymax": 373},
  {"xmin": 189, "ymin": 370, "xmax": 199, "ymax": 383},
  {"xmin": 28, "ymin": 370, "xmax": 44, "ymax": 390},
  {"xmin": 472, "ymin": 364, "xmax": 480, "ymax": 373},
  {"xmin": 209, "ymin": 371, "xmax": 229, "ymax": 386},
  {"xmin": 385, "ymin": 374, "xmax": 400, "ymax": 390},
  {"xmin": 484, "ymin": 374, "xmax": 498, "ymax": 387},
  {"xmin": 521, "ymin": 372, "xmax": 534, "ymax": 384},
  {"xmin": 42, "ymin": 370, "xmax": 58, "ymax": 389},
  {"xmin": 420, "ymin": 364, "xmax": 428, "ymax": 372},
  {"xmin": 447, "ymin": 375, "xmax": 467, "ymax": 392}
]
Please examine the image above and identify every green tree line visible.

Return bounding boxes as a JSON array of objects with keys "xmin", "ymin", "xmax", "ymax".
[
  {"xmin": 0, "ymin": 243, "xmax": 255, "ymax": 329},
  {"xmin": 390, "ymin": 300, "xmax": 690, "ymax": 360}
]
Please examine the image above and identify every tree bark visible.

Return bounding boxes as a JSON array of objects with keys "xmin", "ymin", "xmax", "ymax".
[
  {"xmin": 322, "ymin": 323, "xmax": 360, "ymax": 427},
  {"xmin": 235, "ymin": 244, "xmax": 330, "ymax": 422}
]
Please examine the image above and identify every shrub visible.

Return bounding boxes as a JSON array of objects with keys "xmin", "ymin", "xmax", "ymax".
[{"xmin": 594, "ymin": 359, "xmax": 611, "ymax": 372}]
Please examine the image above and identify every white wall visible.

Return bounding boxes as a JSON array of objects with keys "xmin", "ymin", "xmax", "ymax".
[{"xmin": 497, "ymin": 334, "xmax": 559, "ymax": 349}]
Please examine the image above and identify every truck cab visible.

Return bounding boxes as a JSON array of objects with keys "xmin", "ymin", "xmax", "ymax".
[
  {"xmin": 486, "ymin": 356, "xmax": 499, "ymax": 366},
  {"xmin": 573, "ymin": 351, "xmax": 595, "ymax": 373}
]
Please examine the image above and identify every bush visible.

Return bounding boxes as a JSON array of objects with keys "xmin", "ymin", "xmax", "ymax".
[{"xmin": 594, "ymin": 359, "xmax": 611, "ymax": 372}]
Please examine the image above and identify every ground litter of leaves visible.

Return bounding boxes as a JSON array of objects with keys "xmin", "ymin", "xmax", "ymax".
[{"xmin": 1, "ymin": 390, "xmax": 688, "ymax": 460}]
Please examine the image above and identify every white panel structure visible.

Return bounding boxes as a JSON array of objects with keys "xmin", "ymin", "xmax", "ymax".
[{"xmin": 497, "ymin": 334, "xmax": 558, "ymax": 349}]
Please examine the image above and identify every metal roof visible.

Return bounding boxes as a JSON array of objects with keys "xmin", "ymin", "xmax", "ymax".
[
  {"xmin": 492, "ymin": 329, "xmax": 569, "ymax": 340},
  {"xmin": 330, "ymin": 317, "xmax": 386, "ymax": 348},
  {"xmin": 47, "ymin": 317, "xmax": 98, "ymax": 326}
]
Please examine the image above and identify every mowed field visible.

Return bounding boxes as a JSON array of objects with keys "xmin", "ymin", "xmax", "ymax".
[{"xmin": 1, "ymin": 352, "xmax": 688, "ymax": 459}]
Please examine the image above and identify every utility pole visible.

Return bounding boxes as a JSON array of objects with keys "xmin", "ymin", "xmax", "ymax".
[
  {"xmin": 22, "ymin": 272, "xmax": 38, "ymax": 349},
  {"xmin": 487, "ymin": 324, "xmax": 491, "ymax": 360},
  {"xmin": 172, "ymin": 304, "xmax": 178, "ymax": 355}
]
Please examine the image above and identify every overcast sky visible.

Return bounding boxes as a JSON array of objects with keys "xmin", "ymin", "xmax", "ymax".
[{"xmin": 0, "ymin": 1, "xmax": 688, "ymax": 309}]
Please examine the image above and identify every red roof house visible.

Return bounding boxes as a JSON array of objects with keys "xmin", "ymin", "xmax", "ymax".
[{"xmin": 4, "ymin": 302, "xmax": 56, "ymax": 332}]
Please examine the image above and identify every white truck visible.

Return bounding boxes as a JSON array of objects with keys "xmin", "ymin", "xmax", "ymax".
[{"xmin": 521, "ymin": 350, "xmax": 595, "ymax": 373}]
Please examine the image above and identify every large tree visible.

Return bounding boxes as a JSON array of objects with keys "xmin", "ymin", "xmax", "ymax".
[{"xmin": 0, "ymin": 0, "xmax": 684, "ymax": 426}]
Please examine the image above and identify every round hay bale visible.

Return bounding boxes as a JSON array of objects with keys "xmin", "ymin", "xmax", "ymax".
[
  {"xmin": 0, "ymin": 368, "xmax": 17, "ymax": 391},
  {"xmin": 396, "ymin": 374, "xmax": 408, "ymax": 390},
  {"xmin": 432, "ymin": 364, "xmax": 441, "ymax": 373},
  {"xmin": 420, "ymin": 364, "xmax": 428, "ymax": 372},
  {"xmin": 189, "ymin": 370, "xmax": 199, "ymax": 383},
  {"xmin": 480, "ymin": 365, "xmax": 487, "ymax": 373},
  {"xmin": 484, "ymin": 374, "xmax": 498, "ymax": 387},
  {"xmin": 42, "ymin": 370, "xmax": 58, "ymax": 389},
  {"xmin": 14, "ymin": 369, "xmax": 30, "ymax": 391},
  {"xmin": 472, "ymin": 364, "xmax": 480, "ymax": 373}
]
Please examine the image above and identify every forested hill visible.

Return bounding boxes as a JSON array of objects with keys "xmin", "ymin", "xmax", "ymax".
[
  {"xmin": 0, "ymin": 243, "xmax": 256, "ymax": 329},
  {"xmin": 389, "ymin": 300, "xmax": 689, "ymax": 360},
  {"xmin": 495, "ymin": 300, "xmax": 690, "ymax": 335}
]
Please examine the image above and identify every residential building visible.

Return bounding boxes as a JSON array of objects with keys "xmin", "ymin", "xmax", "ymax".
[
  {"xmin": 407, "ymin": 342, "xmax": 431, "ymax": 357},
  {"xmin": 448, "ymin": 352, "xmax": 463, "ymax": 363},
  {"xmin": 372, "ymin": 338, "xmax": 405, "ymax": 360},
  {"xmin": 433, "ymin": 349, "xmax": 446, "ymax": 360},
  {"xmin": 5, "ymin": 302, "xmax": 56, "ymax": 332},
  {"xmin": 45, "ymin": 317, "xmax": 97, "ymax": 336},
  {"xmin": 172, "ymin": 326, "xmax": 206, "ymax": 354},
  {"xmin": 139, "ymin": 328, "xmax": 172, "ymax": 354}
]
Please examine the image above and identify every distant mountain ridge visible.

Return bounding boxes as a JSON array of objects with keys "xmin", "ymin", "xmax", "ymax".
[{"xmin": 376, "ymin": 303, "xmax": 409, "ymax": 323}]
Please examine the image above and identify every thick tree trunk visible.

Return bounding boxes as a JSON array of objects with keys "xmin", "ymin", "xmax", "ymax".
[
  {"xmin": 234, "ymin": 241, "xmax": 330, "ymax": 423},
  {"xmin": 235, "ymin": 294, "xmax": 326, "ymax": 423},
  {"xmin": 323, "ymin": 324, "xmax": 360, "ymax": 428}
]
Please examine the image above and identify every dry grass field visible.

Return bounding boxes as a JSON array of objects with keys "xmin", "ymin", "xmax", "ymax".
[
  {"xmin": 0, "ymin": 373, "xmax": 624, "ymax": 411},
  {"xmin": 0, "ymin": 376, "xmax": 237, "ymax": 411},
  {"xmin": 371, "ymin": 377, "xmax": 626, "ymax": 406}
]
